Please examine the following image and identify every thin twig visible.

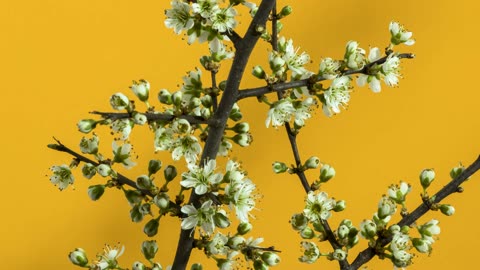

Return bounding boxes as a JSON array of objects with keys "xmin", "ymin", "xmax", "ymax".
[{"xmin": 90, "ymin": 111, "xmax": 210, "ymax": 125}]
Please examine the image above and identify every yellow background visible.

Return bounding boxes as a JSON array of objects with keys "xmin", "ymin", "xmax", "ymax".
[{"xmin": 2, "ymin": 0, "xmax": 479, "ymax": 269}]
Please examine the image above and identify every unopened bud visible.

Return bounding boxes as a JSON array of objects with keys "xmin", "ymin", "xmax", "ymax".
[
  {"xmin": 272, "ymin": 161, "xmax": 288, "ymax": 174},
  {"xmin": 278, "ymin": 5, "xmax": 292, "ymax": 19},
  {"xmin": 420, "ymin": 168, "xmax": 435, "ymax": 189},
  {"xmin": 237, "ymin": 222, "xmax": 252, "ymax": 235},
  {"xmin": 304, "ymin": 156, "xmax": 320, "ymax": 169},
  {"xmin": 300, "ymin": 227, "xmax": 315, "ymax": 239},
  {"xmin": 87, "ymin": 185, "xmax": 105, "ymax": 201},
  {"xmin": 252, "ymin": 65, "xmax": 266, "ymax": 79},
  {"xmin": 261, "ymin": 252, "xmax": 280, "ymax": 266},
  {"xmin": 77, "ymin": 119, "xmax": 97, "ymax": 133},
  {"xmin": 320, "ymin": 164, "xmax": 335, "ymax": 183},
  {"xmin": 148, "ymin": 160, "xmax": 162, "ymax": 176},
  {"xmin": 131, "ymin": 79, "xmax": 150, "ymax": 102},
  {"xmin": 132, "ymin": 261, "xmax": 146, "ymax": 270},
  {"xmin": 144, "ymin": 218, "xmax": 160, "ymax": 237},
  {"xmin": 110, "ymin": 92, "xmax": 130, "ymax": 111},
  {"xmin": 440, "ymin": 204, "xmax": 455, "ymax": 216},
  {"xmin": 68, "ymin": 248, "xmax": 88, "ymax": 267},
  {"xmin": 154, "ymin": 193, "xmax": 170, "ymax": 210},
  {"xmin": 141, "ymin": 240, "xmax": 158, "ymax": 260},
  {"xmin": 164, "ymin": 165, "xmax": 177, "ymax": 182},
  {"xmin": 450, "ymin": 164, "xmax": 465, "ymax": 179},
  {"xmin": 136, "ymin": 175, "xmax": 154, "ymax": 190},
  {"xmin": 158, "ymin": 89, "xmax": 172, "ymax": 105}
]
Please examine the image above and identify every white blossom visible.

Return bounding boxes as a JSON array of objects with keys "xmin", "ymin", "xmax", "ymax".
[
  {"xmin": 111, "ymin": 119, "xmax": 133, "ymax": 140},
  {"xmin": 206, "ymin": 232, "xmax": 228, "ymax": 255},
  {"xmin": 319, "ymin": 57, "xmax": 341, "ymax": 79},
  {"xmin": 192, "ymin": 0, "xmax": 218, "ymax": 19},
  {"xmin": 303, "ymin": 191, "xmax": 336, "ymax": 221},
  {"xmin": 293, "ymin": 97, "xmax": 315, "ymax": 127},
  {"xmin": 95, "ymin": 244, "xmax": 125, "ymax": 270},
  {"xmin": 112, "ymin": 142, "xmax": 136, "ymax": 169},
  {"xmin": 344, "ymin": 41, "xmax": 365, "ymax": 69},
  {"xmin": 181, "ymin": 159, "xmax": 223, "ymax": 195},
  {"xmin": 322, "ymin": 76, "xmax": 351, "ymax": 116},
  {"xmin": 79, "ymin": 134, "xmax": 99, "ymax": 154},
  {"xmin": 210, "ymin": 6, "xmax": 237, "ymax": 33},
  {"xmin": 50, "ymin": 164, "xmax": 74, "ymax": 190},
  {"xmin": 357, "ymin": 47, "xmax": 382, "ymax": 93},
  {"xmin": 165, "ymin": 0, "xmax": 194, "ymax": 34},
  {"xmin": 181, "ymin": 200, "xmax": 216, "ymax": 235},
  {"xmin": 390, "ymin": 21, "xmax": 415, "ymax": 46},
  {"xmin": 282, "ymin": 38, "xmax": 310, "ymax": 75},
  {"xmin": 299, "ymin": 241, "xmax": 320, "ymax": 264},
  {"xmin": 172, "ymin": 134, "xmax": 202, "ymax": 164},
  {"xmin": 265, "ymin": 98, "xmax": 295, "ymax": 127},
  {"xmin": 382, "ymin": 54, "xmax": 401, "ymax": 87}
]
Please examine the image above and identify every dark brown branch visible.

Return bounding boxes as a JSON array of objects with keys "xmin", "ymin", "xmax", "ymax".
[
  {"xmin": 224, "ymin": 30, "xmax": 242, "ymax": 48},
  {"xmin": 237, "ymin": 53, "xmax": 415, "ymax": 100},
  {"xmin": 171, "ymin": 1, "xmax": 276, "ymax": 269},
  {"xmin": 90, "ymin": 111, "xmax": 210, "ymax": 125},
  {"xmin": 349, "ymin": 155, "xmax": 480, "ymax": 270}
]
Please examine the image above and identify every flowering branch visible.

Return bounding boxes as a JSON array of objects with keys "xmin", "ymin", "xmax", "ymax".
[
  {"xmin": 349, "ymin": 155, "xmax": 480, "ymax": 270},
  {"xmin": 171, "ymin": 1, "xmax": 276, "ymax": 269},
  {"xmin": 237, "ymin": 53, "xmax": 415, "ymax": 100},
  {"xmin": 90, "ymin": 111, "xmax": 210, "ymax": 125}
]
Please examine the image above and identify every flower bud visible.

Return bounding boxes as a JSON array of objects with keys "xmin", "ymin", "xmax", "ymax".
[
  {"xmin": 144, "ymin": 218, "xmax": 160, "ymax": 237},
  {"xmin": 133, "ymin": 112, "xmax": 147, "ymax": 125},
  {"xmin": 219, "ymin": 80, "xmax": 227, "ymax": 91},
  {"xmin": 278, "ymin": 5, "xmax": 292, "ymax": 19},
  {"xmin": 440, "ymin": 204, "xmax": 455, "ymax": 216},
  {"xmin": 136, "ymin": 175, "xmax": 154, "ymax": 190},
  {"xmin": 141, "ymin": 240, "xmax": 158, "ymax": 260},
  {"xmin": 164, "ymin": 165, "xmax": 177, "ymax": 182},
  {"xmin": 132, "ymin": 261, "xmax": 146, "ymax": 270},
  {"xmin": 77, "ymin": 119, "xmax": 97, "ymax": 133},
  {"xmin": 320, "ymin": 164, "xmax": 335, "ymax": 183},
  {"xmin": 68, "ymin": 248, "xmax": 88, "ymax": 267},
  {"xmin": 96, "ymin": 164, "xmax": 112, "ymax": 177},
  {"xmin": 253, "ymin": 260, "xmax": 268, "ymax": 270},
  {"xmin": 232, "ymin": 133, "xmax": 252, "ymax": 147},
  {"xmin": 201, "ymin": 107, "xmax": 211, "ymax": 119},
  {"xmin": 110, "ymin": 92, "xmax": 130, "ymax": 110},
  {"xmin": 290, "ymin": 213, "xmax": 308, "ymax": 231},
  {"xmin": 276, "ymin": 21, "xmax": 283, "ymax": 33},
  {"xmin": 261, "ymin": 252, "xmax": 280, "ymax": 266},
  {"xmin": 139, "ymin": 203, "xmax": 151, "ymax": 216},
  {"xmin": 304, "ymin": 156, "xmax": 320, "ymax": 169},
  {"xmin": 201, "ymin": 95, "xmax": 213, "ymax": 108},
  {"xmin": 272, "ymin": 161, "xmax": 288, "ymax": 174},
  {"xmin": 337, "ymin": 224, "xmax": 349, "ymax": 239},
  {"xmin": 148, "ymin": 160, "xmax": 162, "ymax": 176},
  {"xmin": 190, "ymin": 263, "xmax": 202, "ymax": 270},
  {"xmin": 228, "ymin": 235, "xmax": 245, "ymax": 250},
  {"xmin": 229, "ymin": 110, "xmax": 243, "ymax": 121},
  {"xmin": 237, "ymin": 222, "xmax": 252, "ymax": 235},
  {"xmin": 232, "ymin": 122, "xmax": 250, "ymax": 133},
  {"xmin": 82, "ymin": 163, "xmax": 97, "ymax": 179},
  {"xmin": 360, "ymin": 220, "xmax": 377, "ymax": 239},
  {"xmin": 333, "ymin": 200, "xmax": 346, "ymax": 212},
  {"xmin": 152, "ymin": 263, "xmax": 163, "ymax": 270},
  {"xmin": 300, "ymin": 227, "xmax": 315, "ymax": 239},
  {"xmin": 87, "ymin": 185, "xmax": 105, "ymax": 201},
  {"xmin": 420, "ymin": 168, "xmax": 435, "ymax": 189},
  {"xmin": 412, "ymin": 238, "xmax": 430, "ymax": 253},
  {"xmin": 172, "ymin": 91, "xmax": 183, "ymax": 106},
  {"xmin": 332, "ymin": 249, "xmax": 347, "ymax": 261},
  {"xmin": 154, "ymin": 193, "xmax": 170, "ymax": 210},
  {"xmin": 124, "ymin": 189, "xmax": 144, "ymax": 205},
  {"xmin": 158, "ymin": 89, "xmax": 173, "ymax": 105},
  {"xmin": 450, "ymin": 165, "xmax": 465, "ymax": 179},
  {"xmin": 214, "ymin": 211, "xmax": 231, "ymax": 228},
  {"xmin": 130, "ymin": 205, "xmax": 144, "ymax": 223},
  {"xmin": 252, "ymin": 65, "xmax": 266, "ymax": 79},
  {"xmin": 189, "ymin": 97, "xmax": 202, "ymax": 108},
  {"xmin": 131, "ymin": 79, "xmax": 150, "ymax": 102}
]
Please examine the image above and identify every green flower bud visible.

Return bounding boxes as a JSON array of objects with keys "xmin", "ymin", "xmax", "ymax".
[
  {"xmin": 124, "ymin": 189, "xmax": 144, "ymax": 205},
  {"xmin": 190, "ymin": 263, "xmax": 203, "ymax": 270},
  {"xmin": 148, "ymin": 160, "xmax": 162, "ymax": 176},
  {"xmin": 136, "ymin": 175, "xmax": 154, "ymax": 190},
  {"xmin": 276, "ymin": 21, "xmax": 283, "ymax": 33},
  {"xmin": 320, "ymin": 164, "xmax": 335, "ymax": 183},
  {"xmin": 144, "ymin": 218, "xmax": 160, "ymax": 237},
  {"xmin": 261, "ymin": 252, "xmax": 280, "ymax": 266},
  {"xmin": 440, "ymin": 204, "xmax": 455, "ymax": 216},
  {"xmin": 237, "ymin": 222, "xmax": 252, "ymax": 235},
  {"xmin": 300, "ymin": 227, "xmax": 315, "ymax": 239},
  {"xmin": 130, "ymin": 205, "xmax": 144, "ymax": 223},
  {"xmin": 190, "ymin": 97, "xmax": 202, "ymax": 108},
  {"xmin": 232, "ymin": 122, "xmax": 250, "ymax": 133},
  {"xmin": 131, "ymin": 79, "xmax": 150, "ymax": 102},
  {"xmin": 412, "ymin": 238, "xmax": 431, "ymax": 253},
  {"xmin": 158, "ymin": 89, "xmax": 172, "ymax": 105},
  {"xmin": 82, "ymin": 163, "xmax": 97, "ymax": 179},
  {"xmin": 201, "ymin": 95, "xmax": 213, "ymax": 108},
  {"xmin": 164, "ymin": 165, "xmax": 177, "ymax": 182},
  {"xmin": 304, "ymin": 156, "xmax": 320, "ymax": 169},
  {"xmin": 110, "ymin": 92, "xmax": 130, "ymax": 111},
  {"xmin": 278, "ymin": 5, "xmax": 292, "ymax": 19},
  {"xmin": 77, "ymin": 119, "xmax": 97, "ymax": 133},
  {"xmin": 139, "ymin": 203, "xmax": 151, "ymax": 216},
  {"xmin": 420, "ymin": 168, "xmax": 435, "ymax": 189},
  {"xmin": 201, "ymin": 107, "xmax": 211, "ymax": 119},
  {"xmin": 141, "ymin": 240, "xmax": 158, "ymax": 260},
  {"xmin": 253, "ymin": 260, "xmax": 268, "ymax": 270},
  {"xmin": 133, "ymin": 112, "xmax": 147, "ymax": 125},
  {"xmin": 232, "ymin": 133, "xmax": 252, "ymax": 147},
  {"xmin": 229, "ymin": 104, "xmax": 243, "ymax": 121},
  {"xmin": 172, "ymin": 91, "xmax": 183, "ymax": 106},
  {"xmin": 68, "ymin": 248, "xmax": 88, "ymax": 267},
  {"xmin": 132, "ymin": 261, "xmax": 146, "ymax": 270},
  {"xmin": 252, "ymin": 65, "xmax": 266, "ymax": 79},
  {"xmin": 337, "ymin": 224, "xmax": 349, "ymax": 239},
  {"xmin": 272, "ymin": 161, "xmax": 288, "ymax": 174},
  {"xmin": 87, "ymin": 185, "xmax": 105, "ymax": 201},
  {"xmin": 152, "ymin": 263, "xmax": 163, "ymax": 270},
  {"xmin": 96, "ymin": 164, "xmax": 112, "ymax": 177},
  {"xmin": 290, "ymin": 213, "xmax": 308, "ymax": 231},
  {"xmin": 360, "ymin": 220, "xmax": 377, "ymax": 239},
  {"xmin": 332, "ymin": 249, "xmax": 347, "ymax": 261},
  {"xmin": 389, "ymin": 224, "xmax": 401, "ymax": 234},
  {"xmin": 219, "ymin": 80, "xmax": 227, "ymax": 91},
  {"xmin": 450, "ymin": 164, "xmax": 465, "ymax": 179},
  {"xmin": 333, "ymin": 200, "xmax": 346, "ymax": 212},
  {"xmin": 228, "ymin": 235, "xmax": 245, "ymax": 250},
  {"xmin": 154, "ymin": 193, "xmax": 170, "ymax": 210},
  {"xmin": 214, "ymin": 211, "xmax": 231, "ymax": 228}
]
